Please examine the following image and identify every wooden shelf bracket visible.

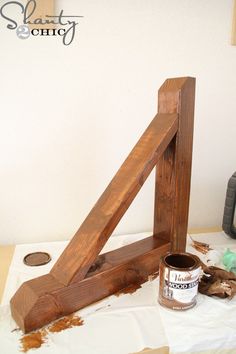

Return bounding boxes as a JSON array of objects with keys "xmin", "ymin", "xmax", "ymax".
[{"xmin": 10, "ymin": 77, "xmax": 195, "ymax": 333}]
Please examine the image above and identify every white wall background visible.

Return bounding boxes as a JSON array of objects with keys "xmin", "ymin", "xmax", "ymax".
[{"xmin": 0, "ymin": 0, "xmax": 235, "ymax": 245}]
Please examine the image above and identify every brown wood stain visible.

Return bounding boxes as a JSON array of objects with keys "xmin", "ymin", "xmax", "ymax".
[
  {"xmin": 20, "ymin": 272, "xmax": 158, "ymax": 351},
  {"xmin": 20, "ymin": 329, "xmax": 47, "ymax": 352},
  {"xmin": 20, "ymin": 314, "xmax": 83, "ymax": 352},
  {"xmin": 48, "ymin": 314, "xmax": 84, "ymax": 333},
  {"xmin": 115, "ymin": 270, "xmax": 159, "ymax": 297},
  {"xmin": 115, "ymin": 283, "xmax": 142, "ymax": 296}
]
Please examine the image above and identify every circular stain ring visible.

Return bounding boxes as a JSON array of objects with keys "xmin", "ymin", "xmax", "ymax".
[{"xmin": 23, "ymin": 252, "xmax": 51, "ymax": 266}]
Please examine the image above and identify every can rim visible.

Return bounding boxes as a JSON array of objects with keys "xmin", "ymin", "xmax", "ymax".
[{"xmin": 162, "ymin": 252, "xmax": 200, "ymax": 271}]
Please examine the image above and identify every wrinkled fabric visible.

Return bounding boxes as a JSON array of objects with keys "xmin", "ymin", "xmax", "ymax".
[
  {"xmin": 0, "ymin": 232, "xmax": 168, "ymax": 354},
  {"xmin": 1, "ymin": 232, "xmax": 236, "ymax": 354}
]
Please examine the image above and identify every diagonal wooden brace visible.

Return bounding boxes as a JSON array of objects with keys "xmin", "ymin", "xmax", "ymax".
[{"xmin": 10, "ymin": 77, "xmax": 195, "ymax": 333}]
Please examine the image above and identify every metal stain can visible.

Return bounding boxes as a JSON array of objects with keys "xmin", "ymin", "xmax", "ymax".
[{"xmin": 158, "ymin": 252, "xmax": 201, "ymax": 310}]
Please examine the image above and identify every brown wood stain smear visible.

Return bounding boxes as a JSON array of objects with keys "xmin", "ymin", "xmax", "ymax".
[
  {"xmin": 115, "ymin": 283, "xmax": 142, "ymax": 296},
  {"xmin": 20, "ymin": 315, "xmax": 83, "ymax": 352},
  {"xmin": 20, "ymin": 273, "xmax": 158, "ymax": 351},
  {"xmin": 115, "ymin": 271, "xmax": 159, "ymax": 297},
  {"xmin": 48, "ymin": 314, "xmax": 84, "ymax": 333},
  {"xmin": 20, "ymin": 329, "xmax": 47, "ymax": 352}
]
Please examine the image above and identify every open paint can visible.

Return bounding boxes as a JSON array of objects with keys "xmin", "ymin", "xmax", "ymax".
[{"xmin": 158, "ymin": 252, "xmax": 201, "ymax": 310}]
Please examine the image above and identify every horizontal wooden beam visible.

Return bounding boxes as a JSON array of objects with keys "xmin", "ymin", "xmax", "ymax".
[
  {"xmin": 11, "ymin": 236, "xmax": 170, "ymax": 333},
  {"xmin": 51, "ymin": 113, "xmax": 178, "ymax": 286}
]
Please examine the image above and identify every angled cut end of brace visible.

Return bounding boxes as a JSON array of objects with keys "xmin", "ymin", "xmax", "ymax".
[{"xmin": 10, "ymin": 77, "xmax": 195, "ymax": 333}]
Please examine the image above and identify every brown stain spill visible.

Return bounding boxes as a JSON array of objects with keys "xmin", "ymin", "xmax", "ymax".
[
  {"xmin": 115, "ymin": 283, "xmax": 142, "ymax": 296},
  {"xmin": 115, "ymin": 271, "xmax": 159, "ymax": 297},
  {"xmin": 19, "ymin": 314, "xmax": 84, "ymax": 352},
  {"xmin": 19, "ymin": 271, "xmax": 159, "ymax": 351},
  {"xmin": 20, "ymin": 329, "xmax": 47, "ymax": 353},
  {"xmin": 48, "ymin": 314, "xmax": 84, "ymax": 333}
]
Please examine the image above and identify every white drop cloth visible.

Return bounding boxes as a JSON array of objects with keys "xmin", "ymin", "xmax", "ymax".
[{"xmin": 1, "ymin": 232, "xmax": 236, "ymax": 354}]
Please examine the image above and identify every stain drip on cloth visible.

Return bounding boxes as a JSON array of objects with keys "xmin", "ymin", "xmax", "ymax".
[
  {"xmin": 20, "ymin": 329, "xmax": 47, "ymax": 352},
  {"xmin": 20, "ymin": 270, "xmax": 158, "ymax": 351},
  {"xmin": 20, "ymin": 314, "xmax": 84, "ymax": 352},
  {"xmin": 48, "ymin": 314, "xmax": 84, "ymax": 333}
]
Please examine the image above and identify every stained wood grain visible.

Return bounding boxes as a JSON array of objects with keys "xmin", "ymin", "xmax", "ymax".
[
  {"xmin": 154, "ymin": 77, "xmax": 195, "ymax": 251},
  {"xmin": 11, "ymin": 236, "xmax": 170, "ymax": 333},
  {"xmin": 51, "ymin": 113, "xmax": 178, "ymax": 286},
  {"xmin": 10, "ymin": 77, "xmax": 195, "ymax": 333}
]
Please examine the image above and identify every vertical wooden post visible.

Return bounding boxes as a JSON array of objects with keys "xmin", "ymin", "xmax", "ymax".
[{"xmin": 153, "ymin": 77, "xmax": 195, "ymax": 251}]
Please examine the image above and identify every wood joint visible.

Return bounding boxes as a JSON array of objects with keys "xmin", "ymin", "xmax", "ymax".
[{"xmin": 10, "ymin": 77, "xmax": 196, "ymax": 333}]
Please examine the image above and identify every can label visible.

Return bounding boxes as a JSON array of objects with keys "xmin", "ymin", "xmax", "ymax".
[{"xmin": 163, "ymin": 268, "xmax": 200, "ymax": 304}]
